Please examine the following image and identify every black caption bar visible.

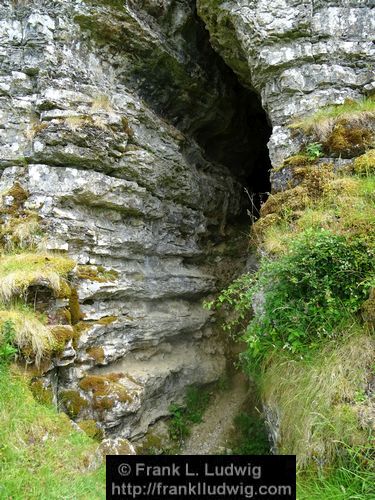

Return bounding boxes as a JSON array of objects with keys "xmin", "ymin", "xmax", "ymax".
[{"xmin": 106, "ymin": 455, "xmax": 296, "ymax": 499}]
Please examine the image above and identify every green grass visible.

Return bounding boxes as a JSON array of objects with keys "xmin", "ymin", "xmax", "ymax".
[
  {"xmin": 260, "ymin": 330, "xmax": 374, "ymax": 467},
  {"xmin": 298, "ymin": 447, "xmax": 375, "ymax": 500},
  {"xmin": 0, "ymin": 365, "xmax": 105, "ymax": 500}
]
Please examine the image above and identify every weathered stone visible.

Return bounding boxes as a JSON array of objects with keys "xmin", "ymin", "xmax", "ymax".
[
  {"xmin": 0, "ymin": 0, "xmax": 250, "ymax": 441},
  {"xmin": 197, "ymin": 0, "xmax": 375, "ymax": 169}
]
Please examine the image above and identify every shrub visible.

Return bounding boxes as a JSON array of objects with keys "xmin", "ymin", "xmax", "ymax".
[
  {"xmin": 0, "ymin": 320, "xmax": 17, "ymax": 364},
  {"xmin": 209, "ymin": 229, "xmax": 374, "ymax": 358}
]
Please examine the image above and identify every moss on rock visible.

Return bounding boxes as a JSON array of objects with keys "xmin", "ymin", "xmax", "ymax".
[
  {"xmin": 86, "ymin": 346, "xmax": 105, "ymax": 363},
  {"xmin": 50, "ymin": 325, "xmax": 75, "ymax": 352},
  {"xmin": 69, "ymin": 288, "xmax": 84, "ymax": 325},
  {"xmin": 353, "ymin": 149, "xmax": 375, "ymax": 176},
  {"xmin": 77, "ymin": 419, "xmax": 104, "ymax": 441},
  {"xmin": 77, "ymin": 265, "xmax": 118, "ymax": 283},
  {"xmin": 260, "ymin": 185, "xmax": 310, "ymax": 218},
  {"xmin": 79, "ymin": 374, "xmax": 133, "ymax": 412},
  {"xmin": 323, "ymin": 118, "xmax": 373, "ymax": 158},
  {"xmin": 60, "ymin": 390, "xmax": 89, "ymax": 418}
]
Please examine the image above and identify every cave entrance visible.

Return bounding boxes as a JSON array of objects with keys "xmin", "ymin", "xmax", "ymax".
[
  {"xmin": 193, "ymin": 79, "xmax": 272, "ymax": 221},
  {"xmin": 127, "ymin": 1, "xmax": 273, "ymax": 220},
  {"xmin": 189, "ymin": 16, "xmax": 272, "ymax": 222}
]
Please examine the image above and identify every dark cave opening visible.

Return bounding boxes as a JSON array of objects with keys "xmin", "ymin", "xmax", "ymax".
[
  {"xmin": 168, "ymin": 10, "xmax": 272, "ymax": 218},
  {"xmin": 193, "ymin": 79, "xmax": 272, "ymax": 218},
  {"xmin": 187, "ymin": 13, "xmax": 272, "ymax": 218},
  {"xmin": 125, "ymin": 2, "xmax": 272, "ymax": 217}
]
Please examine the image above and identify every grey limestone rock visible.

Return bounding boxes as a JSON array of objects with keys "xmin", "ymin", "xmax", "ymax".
[
  {"xmin": 197, "ymin": 0, "xmax": 375, "ymax": 169},
  {"xmin": 0, "ymin": 0, "xmax": 246, "ymax": 440}
]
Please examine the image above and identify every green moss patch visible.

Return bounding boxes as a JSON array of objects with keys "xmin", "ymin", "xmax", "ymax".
[
  {"xmin": 79, "ymin": 374, "xmax": 133, "ymax": 412},
  {"xmin": 353, "ymin": 149, "xmax": 375, "ymax": 176},
  {"xmin": 77, "ymin": 419, "xmax": 104, "ymax": 441},
  {"xmin": 77, "ymin": 265, "xmax": 119, "ymax": 283},
  {"xmin": 50, "ymin": 325, "xmax": 75, "ymax": 352},
  {"xmin": 86, "ymin": 346, "xmax": 105, "ymax": 363},
  {"xmin": 290, "ymin": 97, "xmax": 375, "ymax": 159},
  {"xmin": 60, "ymin": 390, "xmax": 89, "ymax": 419}
]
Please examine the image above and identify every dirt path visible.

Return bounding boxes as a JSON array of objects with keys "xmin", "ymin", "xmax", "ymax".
[{"xmin": 181, "ymin": 372, "xmax": 250, "ymax": 455}]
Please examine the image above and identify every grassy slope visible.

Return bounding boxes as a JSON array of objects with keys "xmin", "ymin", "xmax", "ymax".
[{"xmin": 0, "ymin": 365, "xmax": 105, "ymax": 499}]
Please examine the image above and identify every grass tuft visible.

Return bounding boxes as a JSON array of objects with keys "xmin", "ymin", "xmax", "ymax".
[
  {"xmin": 0, "ymin": 253, "xmax": 75, "ymax": 303},
  {"xmin": 260, "ymin": 331, "xmax": 374, "ymax": 468},
  {"xmin": 0, "ymin": 304, "xmax": 54, "ymax": 366}
]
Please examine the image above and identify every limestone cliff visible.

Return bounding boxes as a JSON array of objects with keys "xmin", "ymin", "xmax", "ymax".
[
  {"xmin": 0, "ymin": 0, "xmax": 265, "ymax": 441},
  {"xmin": 0, "ymin": 0, "xmax": 374, "ymax": 445}
]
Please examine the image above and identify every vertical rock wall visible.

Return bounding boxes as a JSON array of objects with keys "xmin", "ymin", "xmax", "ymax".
[{"xmin": 0, "ymin": 0, "xmax": 268, "ymax": 439}]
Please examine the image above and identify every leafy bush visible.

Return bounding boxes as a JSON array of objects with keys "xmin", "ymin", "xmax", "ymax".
[{"xmin": 209, "ymin": 229, "xmax": 374, "ymax": 358}]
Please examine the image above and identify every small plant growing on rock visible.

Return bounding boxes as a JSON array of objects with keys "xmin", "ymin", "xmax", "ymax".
[
  {"xmin": 305, "ymin": 142, "xmax": 323, "ymax": 160},
  {"xmin": 168, "ymin": 387, "xmax": 211, "ymax": 445}
]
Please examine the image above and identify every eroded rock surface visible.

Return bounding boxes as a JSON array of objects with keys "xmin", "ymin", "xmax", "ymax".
[
  {"xmin": 197, "ymin": 0, "xmax": 375, "ymax": 167},
  {"xmin": 0, "ymin": 0, "xmax": 255, "ymax": 439}
]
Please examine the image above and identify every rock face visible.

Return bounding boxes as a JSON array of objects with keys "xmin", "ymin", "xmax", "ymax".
[
  {"xmin": 1, "ymin": 0, "xmax": 373, "ymax": 443},
  {"xmin": 197, "ymin": 0, "xmax": 374, "ymax": 167},
  {"xmin": 0, "ymin": 0, "xmax": 265, "ymax": 440}
]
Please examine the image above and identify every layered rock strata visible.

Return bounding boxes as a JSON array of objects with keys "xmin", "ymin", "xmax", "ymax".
[
  {"xmin": 197, "ymin": 0, "xmax": 375, "ymax": 168},
  {"xmin": 0, "ymin": 0, "xmax": 260, "ymax": 439}
]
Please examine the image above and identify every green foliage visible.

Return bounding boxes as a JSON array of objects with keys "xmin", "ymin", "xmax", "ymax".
[
  {"xmin": 232, "ymin": 412, "xmax": 270, "ymax": 455},
  {"xmin": 0, "ymin": 320, "xmax": 17, "ymax": 364},
  {"xmin": 305, "ymin": 142, "xmax": 323, "ymax": 159},
  {"xmin": 168, "ymin": 387, "xmax": 211, "ymax": 445},
  {"xmin": 210, "ymin": 229, "xmax": 374, "ymax": 358}
]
